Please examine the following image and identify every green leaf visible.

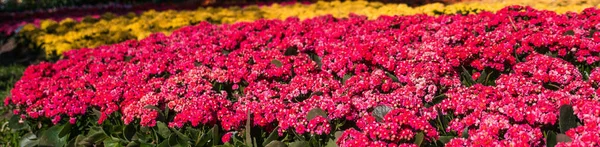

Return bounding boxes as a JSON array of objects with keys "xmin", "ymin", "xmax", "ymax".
[
  {"xmin": 312, "ymin": 91, "xmax": 324, "ymax": 96},
  {"xmin": 262, "ymin": 126, "xmax": 280, "ymax": 146},
  {"xmin": 132, "ymin": 132, "xmax": 150, "ymax": 143},
  {"xmin": 556, "ymin": 133, "xmax": 572, "ymax": 143},
  {"xmin": 59, "ymin": 123, "xmax": 72, "ymax": 138},
  {"xmin": 126, "ymin": 141, "xmax": 141, "ymax": 147},
  {"xmin": 341, "ymin": 74, "xmax": 352, "ymax": 84},
  {"xmin": 195, "ymin": 133, "xmax": 210, "ymax": 147},
  {"xmin": 215, "ymin": 144, "xmax": 235, "ymax": 147},
  {"xmin": 271, "ymin": 59, "xmax": 283, "ymax": 68},
  {"xmin": 476, "ymin": 70, "xmax": 487, "ymax": 83},
  {"xmin": 438, "ymin": 136, "xmax": 454, "ymax": 144},
  {"xmin": 19, "ymin": 133, "xmax": 38, "ymax": 147},
  {"xmin": 414, "ymin": 132, "xmax": 424, "ymax": 146},
  {"xmin": 284, "ymin": 47, "xmax": 299, "ymax": 56},
  {"xmin": 232, "ymin": 135, "xmax": 246, "ymax": 146},
  {"xmin": 92, "ymin": 108, "xmax": 102, "ymax": 119},
  {"xmin": 186, "ymin": 128, "xmax": 202, "ymax": 146},
  {"xmin": 138, "ymin": 142, "xmax": 155, "ymax": 147},
  {"xmin": 38, "ymin": 125, "xmax": 68, "ymax": 147},
  {"xmin": 385, "ymin": 72, "xmax": 400, "ymax": 82},
  {"xmin": 307, "ymin": 107, "xmax": 328, "ymax": 121},
  {"xmin": 308, "ymin": 52, "xmax": 322, "ymax": 69},
  {"xmin": 144, "ymin": 105, "xmax": 162, "ymax": 112},
  {"xmin": 309, "ymin": 136, "xmax": 319, "ymax": 147},
  {"xmin": 186, "ymin": 128, "xmax": 200, "ymax": 139},
  {"xmin": 325, "ymin": 139, "xmax": 337, "ymax": 147},
  {"xmin": 165, "ymin": 106, "xmax": 170, "ymax": 119},
  {"xmin": 210, "ymin": 125, "xmax": 220, "ymax": 146},
  {"xmin": 327, "ymin": 130, "xmax": 343, "ymax": 147},
  {"xmin": 460, "ymin": 66, "xmax": 475, "ymax": 86},
  {"xmin": 8, "ymin": 115, "xmax": 28, "ymax": 130},
  {"xmin": 103, "ymin": 137, "xmax": 123, "ymax": 147},
  {"xmin": 265, "ymin": 140, "xmax": 287, "ymax": 147},
  {"xmin": 559, "ymin": 105, "xmax": 578, "ymax": 133},
  {"xmin": 372, "ymin": 105, "xmax": 392, "ymax": 122},
  {"xmin": 157, "ymin": 121, "xmax": 172, "ymax": 138},
  {"xmin": 66, "ymin": 135, "xmax": 85, "ymax": 147},
  {"xmin": 245, "ymin": 111, "xmax": 253, "ymax": 146},
  {"xmin": 589, "ymin": 29, "xmax": 597, "ymax": 38},
  {"xmin": 563, "ymin": 30, "xmax": 575, "ymax": 36},
  {"xmin": 221, "ymin": 50, "xmax": 231, "ymax": 55},
  {"xmin": 170, "ymin": 127, "xmax": 191, "ymax": 141},
  {"xmin": 110, "ymin": 124, "xmax": 125, "ymax": 137},
  {"xmin": 253, "ymin": 137, "xmax": 259, "ymax": 147},
  {"xmin": 289, "ymin": 141, "xmax": 310, "ymax": 147},
  {"xmin": 335, "ymin": 131, "xmax": 343, "ymax": 139},
  {"xmin": 177, "ymin": 135, "xmax": 191, "ymax": 147},
  {"xmin": 437, "ymin": 110, "xmax": 449, "ymax": 131},
  {"xmin": 544, "ymin": 51, "xmax": 558, "ymax": 58},
  {"xmin": 140, "ymin": 126, "xmax": 151, "ymax": 133},
  {"xmin": 82, "ymin": 126, "xmax": 108, "ymax": 145},
  {"xmin": 124, "ymin": 124, "xmax": 136, "ymax": 141},
  {"xmin": 168, "ymin": 135, "xmax": 180, "ymax": 147},
  {"xmin": 158, "ymin": 139, "xmax": 170, "ymax": 147},
  {"xmin": 462, "ymin": 128, "xmax": 469, "ymax": 138},
  {"xmin": 546, "ymin": 131, "xmax": 557, "ymax": 147}
]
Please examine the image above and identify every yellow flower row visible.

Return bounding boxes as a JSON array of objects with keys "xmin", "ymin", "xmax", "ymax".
[{"xmin": 19, "ymin": 0, "xmax": 600, "ymax": 56}]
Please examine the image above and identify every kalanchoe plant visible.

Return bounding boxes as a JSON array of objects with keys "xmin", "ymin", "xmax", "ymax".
[{"xmin": 5, "ymin": 5, "xmax": 600, "ymax": 147}]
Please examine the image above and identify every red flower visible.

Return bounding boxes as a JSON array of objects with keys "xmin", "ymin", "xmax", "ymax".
[
  {"xmin": 6, "ymin": 6, "xmax": 600, "ymax": 146},
  {"xmin": 222, "ymin": 132, "xmax": 233, "ymax": 143},
  {"xmin": 471, "ymin": 72, "xmax": 481, "ymax": 80}
]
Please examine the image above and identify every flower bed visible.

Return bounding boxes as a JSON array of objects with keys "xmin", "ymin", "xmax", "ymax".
[
  {"xmin": 16, "ymin": 0, "xmax": 600, "ymax": 57},
  {"xmin": 6, "ymin": 6, "xmax": 600, "ymax": 146},
  {"xmin": 0, "ymin": 2, "xmax": 210, "ymax": 36}
]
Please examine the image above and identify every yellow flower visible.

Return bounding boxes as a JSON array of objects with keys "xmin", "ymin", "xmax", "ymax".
[
  {"xmin": 39, "ymin": 20, "xmax": 58, "ymax": 32},
  {"xmin": 20, "ymin": 24, "xmax": 37, "ymax": 32},
  {"xmin": 17, "ymin": 0, "xmax": 600, "ymax": 57},
  {"xmin": 59, "ymin": 18, "xmax": 76, "ymax": 26}
]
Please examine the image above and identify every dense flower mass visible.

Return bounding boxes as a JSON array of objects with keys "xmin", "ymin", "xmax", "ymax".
[
  {"xmin": 6, "ymin": 6, "xmax": 600, "ymax": 146},
  {"xmin": 15, "ymin": 0, "xmax": 600, "ymax": 57}
]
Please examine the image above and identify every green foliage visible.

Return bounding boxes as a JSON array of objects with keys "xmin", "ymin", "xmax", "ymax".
[
  {"xmin": 265, "ymin": 140, "xmax": 286, "ymax": 147},
  {"xmin": 546, "ymin": 131, "xmax": 573, "ymax": 147},
  {"xmin": 0, "ymin": 64, "xmax": 25, "ymax": 100},
  {"xmin": 306, "ymin": 108, "xmax": 328, "ymax": 121},
  {"xmin": 0, "ymin": 64, "xmax": 26, "ymax": 146},
  {"xmin": 414, "ymin": 132, "xmax": 424, "ymax": 147},
  {"xmin": 559, "ymin": 105, "xmax": 579, "ymax": 133},
  {"xmin": 458, "ymin": 66, "xmax": 502, "ymax": 87},
  {"xmin": 271, "ymin": 59, "xmax": 283, "ymax": 68},
  {"xmin": 3, "ymin": 107, "xmax": 232, "ymax": 147}
]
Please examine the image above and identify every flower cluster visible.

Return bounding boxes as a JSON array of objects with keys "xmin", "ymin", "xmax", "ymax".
[
  {"xmin": 307, "ymin": 116, "xmax": 331, "ymax": 135},
  {"xmin": 7, "ymin": 6, "xmax": 600, "ymax": 146},
  {"xmin": 0, "ymin": 1, "xmax": 207, "ymax": 35},
  {"xmin": 15, "ymin": 0, "xmax": 600, "ymax": 57},
  {"xmin": 337, "ymin": 108, "xmax": 438, "ymax": 146}
]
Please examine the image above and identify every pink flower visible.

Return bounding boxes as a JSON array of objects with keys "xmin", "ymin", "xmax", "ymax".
[
  {"xmin": 222, "ymin": 132, "xmax": 233, "ymax": 143},
  {"xmin": 307, "ymin": 116, "xmax": 331, "ymax": 135},
  {"xmin": 472, "ymin": 72, "xmax": 481, "ymax": 80},
  {"xmin": 6, "ymin": 6, "xmax": 600, "ymax": 146},
  {"xmin": 69, "ymin": 117, "xmax": 77, "ymax": 124}
]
